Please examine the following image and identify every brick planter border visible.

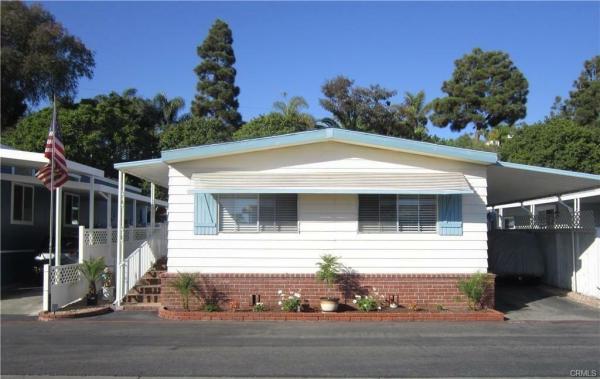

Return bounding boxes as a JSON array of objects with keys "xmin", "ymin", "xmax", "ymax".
[
  {"xmin": 159, "ymin": 307, "xmax": 504, "ymax": 322},
  {"xmin": 38, "ymin": 305, "xmax": 112, "ymax": 321}
]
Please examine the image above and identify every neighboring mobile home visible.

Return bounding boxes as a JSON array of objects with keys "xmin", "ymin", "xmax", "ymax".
[
  {"xmin": 0, "ymin": 145, "xmax": 166, "ymax": 287},
  {"xmin": 114, "ymin": 129, "xmax": 600, "ymax": 309}
]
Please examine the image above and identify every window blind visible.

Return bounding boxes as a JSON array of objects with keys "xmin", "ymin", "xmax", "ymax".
[
  {"xmin": 218, "ymin": 194, "xmax": 297, "ymax": 233},
  {"xmin": 359, "ymin": 194, "xmax": 437, "ymax": 233}
]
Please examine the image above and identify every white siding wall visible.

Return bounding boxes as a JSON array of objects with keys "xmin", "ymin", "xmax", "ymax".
[{"xmin": 167, "ymin": 142, "xmax": 488, "ymax": 274}]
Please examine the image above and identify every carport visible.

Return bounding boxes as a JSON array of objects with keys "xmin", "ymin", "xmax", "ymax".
[{"xmin": 486, "ymin": 161, "xmax": 600, "ymax": 319}]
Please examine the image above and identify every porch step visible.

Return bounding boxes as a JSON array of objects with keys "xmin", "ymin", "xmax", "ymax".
[{"xmin": 121, "ymin": 258, "xmax": 167, "ymax": 305}]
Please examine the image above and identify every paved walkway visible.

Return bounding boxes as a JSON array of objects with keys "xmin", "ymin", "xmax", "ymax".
[
  {"xmin": 2, "ymin": 311, "xmax": 599, "ymax": 377},
  {"xmin": 0, "ymin": 287, "xmax": 42, "ymax": 316}
]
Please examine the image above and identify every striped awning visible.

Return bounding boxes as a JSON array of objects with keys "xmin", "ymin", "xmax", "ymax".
[{"xmin": 191, "ymin": 171, "xmax": 473, "ymax": 194}]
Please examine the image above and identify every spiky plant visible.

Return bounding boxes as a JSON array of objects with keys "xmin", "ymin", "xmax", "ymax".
[
  {"xmin": 316, "ymin": 254, "xmax": 341, "ymax": 299},
  {"xmin": 78, "ymin": 257, "xmax": 106, "ymax": 298},
  {"xmin": 171, "ymin": 272, "xmax": 196, "ymax": 311}
]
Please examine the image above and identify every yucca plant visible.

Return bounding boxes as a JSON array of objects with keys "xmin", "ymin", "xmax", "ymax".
[
  {"xmin": 78, "ymin": 257, "xmax": 106, "ymax": 305},
  {"xmin": 171, "ymin": 272, "xmax": 196, "ymax": 311}
]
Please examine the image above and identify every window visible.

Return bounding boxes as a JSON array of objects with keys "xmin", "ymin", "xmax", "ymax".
[
  {"xmin": 218, "ymin": 194, "xmax": 297, "ymax": 233},
  {"xmin": 11, "ymin": 183, "xmax": 34, "ymax": 225},
  {"xmin": 358, "ymin": 194, "xmax": 437, "ymax": 233},
  {"xmin": 64, "ymin": 193, "xmax": 80, "ymax": 226}
]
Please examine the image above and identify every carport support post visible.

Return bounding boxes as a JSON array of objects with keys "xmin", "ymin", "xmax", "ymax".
[
  {"xmin": 88, "ymin": 177, "xmax": 95, "ymax": 228},
  {"xmin": 150, "ymin": 183, "xmax": 156, "ymax": 230},
  {"xmin": 55, "ymin": 188, "xmax": 62, "ymax": 266},
  {"xmin": 116, "ymin": 171, "xmax": 126, "ymax": 306}
]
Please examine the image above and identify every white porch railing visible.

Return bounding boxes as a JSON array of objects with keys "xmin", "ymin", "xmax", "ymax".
[
  {"xmin": 117, "ymin": 225, "xmax": 167, "ymax": 303},
  {"xmin": 498, "ymin": 210, "xmax": 596, "ymax": 232},
  {"xmin": 42, "ymin": 263, "xmax": 87, "ymax": 312}
]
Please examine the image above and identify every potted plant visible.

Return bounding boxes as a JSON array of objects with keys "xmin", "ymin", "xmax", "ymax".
[
  {"xmin": 316, "ymin": 254, "xmax": 341, "ymax": 312},
  {"xmin": 79, "ymin": 257, "xmax": 106, "ymax": 306}
]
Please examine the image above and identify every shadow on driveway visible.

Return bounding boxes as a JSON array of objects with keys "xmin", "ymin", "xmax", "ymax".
[
  {"xmin": 1, "ymin": 286, "xmax": 42, "ymax": 316},
  {"xmin": 496, "ymin": 281, "xmax": 599, "ymax": 321}
]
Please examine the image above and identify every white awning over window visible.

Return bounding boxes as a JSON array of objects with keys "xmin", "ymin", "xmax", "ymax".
[{"xmin": 191, "ymin": 171, "xmax": 473, "ymax": 195}]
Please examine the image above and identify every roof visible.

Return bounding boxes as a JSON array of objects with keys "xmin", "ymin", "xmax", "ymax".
[
  {"xmin": 0, "ymin": 146, "xmax": 104, "ymax": 177},
  {"xmin": 161, "ymin": 129, "xmax": 499, "ymax": 165}
]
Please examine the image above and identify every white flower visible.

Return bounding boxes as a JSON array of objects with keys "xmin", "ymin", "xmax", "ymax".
[
  {"xmin": 377, "ymin": 306, "xmax": 382, "ymax": 310},
  {"xmin": 354, "ymin": 295, "xmax": 361, "ymax": 299},
  {"xmin": 278, "ymin": 301, "xmax": 282, "ymax": 306},
  {"xmin": 294, "ymin": 292, "xmax": 301, "ymax": 298},
  {"xmin": 288, "ymin": 296, "xmax": 294, "ymax": 300},
  {"xmin": 352, "ymin": 299, "xmax": 357, "ymax": 304},
  {"xmin": 373, "ymin": 288, "xmax": 377, "ymax": 291},
  {"xmin": 277, "ymin": 290, "xmax": 283, "ymax": 295}
]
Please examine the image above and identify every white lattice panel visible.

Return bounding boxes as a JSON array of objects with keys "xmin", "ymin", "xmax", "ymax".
[
  {"xmin": 50, "ymin": 264, "xmax": 82, "ymax": 285},
  {"xmin": 84, "ymin": 230, "xmax": 108, "ymax": 246},
  {"xmin": 134, "ymin": 229, "xmax": 148, "ymax": 241}
]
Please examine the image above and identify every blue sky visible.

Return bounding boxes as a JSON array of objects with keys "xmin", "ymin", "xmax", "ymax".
[{"xmin": 39, "ymin": 1, "xmax": 599, "ymax": 138}]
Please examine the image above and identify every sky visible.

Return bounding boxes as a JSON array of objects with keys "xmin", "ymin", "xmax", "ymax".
[{"xmin": 39, "ymin": 1, "xmax": 599, "ymax": 139}]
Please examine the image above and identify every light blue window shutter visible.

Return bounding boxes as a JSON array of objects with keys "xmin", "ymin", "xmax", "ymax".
[
  {"xmin": 194, "ymin": 193, "xmax": 218, "ymax": 235},
  {"xmin": 437, "ymin": 194, "xmax": 463, "ymax": 236}
]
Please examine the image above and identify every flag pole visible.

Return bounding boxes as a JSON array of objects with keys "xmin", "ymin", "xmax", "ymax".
[{"xmin": 49, "ymin": 95, "xmax": 56, "ymax": 267}]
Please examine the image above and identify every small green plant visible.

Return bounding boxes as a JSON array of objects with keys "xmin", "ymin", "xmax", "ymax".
[
  {"xmin": 315, "ymin": 254, "xmax": 341, "ymax": 299},
  {"xmin": 170, "ymin": 272, "xmax": 196, "ymax": 311},
  {"xmin": 278, "ymin": 290, "xmax": 302, "ymax": 312},
  {"xmin": 203, "ymin": 303, "xmax": 220, "ymax": 312},
  {"xmin": 78, "ymin": 257, "xmax": 106, "ymax": 299},
  {"xmin": 252, "ymin": 302, "xmax": 266, "ymax": 312},
  {"xmin": 457, "ymin": 272, "xmax": 489, "ymax": 310},
  {"xmin": 353, "ymin": 294, "xmax": 381, "ymax": 312},
  {"xmin": 435, "ymin": 304, "xmax": 447, "ymax": 312}
]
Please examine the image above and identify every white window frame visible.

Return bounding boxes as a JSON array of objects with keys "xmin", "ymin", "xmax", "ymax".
[
  {"xmin": 10, "ymin": 182, "xmax": 34, "ymax": 225},
  {"xmin": 63, "ymin": 192, "xmax": 81, "ymax": 227},
  {"xmin": 217, "ymin": 194, "xmax": 298, "ymax": 233},
  {"xmin": 358, "ymin": 194, "xmax": 438, "ymax": 234}
]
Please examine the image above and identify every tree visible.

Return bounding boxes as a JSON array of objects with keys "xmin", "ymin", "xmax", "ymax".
[
  {"xmin": 273, "ymin": 93, "xmax": 309, "ymax": 117},
  {"xmin": 430, "ymin": 48, "xmax": 528, "ymax": 139},
  {"xmin": 153, "ymin": 92, "xmax": 185, "ymax": 127},
  {"xmin": 319, "ymin": 76, "xmax": 415, "ymax": 138},
  {"xmin": 2, "ymin": 91, "xmax": 161, "ymax": 179},
  {"xmin": 191, "ymin": 19, "xmax": 242, "ymax": 131},
  {"xmin": 1, "ymin": 2, "xmax": 94, "ymax": 128},
  {"xmin": 233, "ymin": 112, "xmax": 314, "ymax": 141},
  {"xmin": 564, "ymin": 56, "xmax": 600, "ymax": 128},
  {"xmin": 160, "ymin": 117, "xmax": 231, "ymax": 150},
  {"xmin": 499, "ymin": 117, "xmax": 600, "ymax": 174},
  {"xmin": 395, "ymin": 91, "xmax": 431, "ymax": 141}
]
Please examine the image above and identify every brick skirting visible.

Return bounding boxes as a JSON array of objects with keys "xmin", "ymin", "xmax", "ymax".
[
  {"xmin": 160, "ymin": 273, "xmax": 495, "ymax": 311},
  {"xmin": 159, "ymin": 307, "xmax": 504, "ymax": 322}
]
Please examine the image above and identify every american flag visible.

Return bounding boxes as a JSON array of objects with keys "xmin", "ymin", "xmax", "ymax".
[{"xmin": 36, "ymin": 103, "xmax": 68, "ymax": 190}]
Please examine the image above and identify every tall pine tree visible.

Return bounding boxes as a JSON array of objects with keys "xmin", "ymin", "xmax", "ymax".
[{"xmin": 192, "ymin": 19, "xmax": 242, "ymax": 131}]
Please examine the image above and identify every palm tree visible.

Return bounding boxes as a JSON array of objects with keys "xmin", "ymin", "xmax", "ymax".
[
  {"xmin": 273, "ymin": 93, "xmax": 309, "ymax": 117},
  {"xmin": 78, "ymin": 257, "xmax": 106, "ymax": 302},
  {"xmin": 153, "ymin": 92, "xmax": 185, "ymax": 126},
  {"xmin": 396, "ymin": 91, "xmax": 431, "ymax": 140}
]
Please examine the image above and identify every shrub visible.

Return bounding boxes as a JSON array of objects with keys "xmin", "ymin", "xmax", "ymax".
[
  {"xmin": 203, "ymin": 303, "xmax": 220, "ymax": 312},
  {"xmin": 79, "ymin": 257, "xmax": 106, "ymax": 298},
  {"xmin": 278, "ymin": 290, "xmax": 302, "ymax": 312},
  {"xmin": 252, "ymin": 302, "xmax": 266, "ymax": 312},
  {"xmin": 170, "ymin": 272, "xmax": 196, "ymax": 311},
  {"xmin": 458, "ymin": 272, "xmax": 490, "ymax": 310}
]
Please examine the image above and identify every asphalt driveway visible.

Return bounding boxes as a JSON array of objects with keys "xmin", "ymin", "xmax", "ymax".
[
  {"xmin": 2, "ymin": 311, "xmax": 599, "ymax": 378},
  {"xmin": 495, "ymin": 282, "xmax": 599, "ymax": 321},
  {"xmin": 0, "ymin": 287, "xmax": 42, "ymax": 316}
]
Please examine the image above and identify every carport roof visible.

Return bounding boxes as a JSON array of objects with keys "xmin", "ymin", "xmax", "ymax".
[{"xmin": 487, "ymin": 161, "xmax": 600, "ymax": 206}]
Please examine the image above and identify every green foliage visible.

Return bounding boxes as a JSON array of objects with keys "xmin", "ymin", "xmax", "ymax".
[
  {"xmin": 233, "ymin": 112, "xmax": 314, "ymax": 141},
  {"xmin": 160, "ymin": 116, "xmax": 231, "ymax": 150},
  {"xmin": 192, "ymin": 19, "xmax": 242, "ymax": 131},
  {"xmin": 429, "ymin": 134, "xmax": 497, "ymax": 153},
  {"xmin": 153, "ymin": 92, "xmax": 185, "ymax": 127},
  {"xmin": 564, "ymin": 55, "xmax": 600, "ymax": 128},
  {"xmin": 319, "ymin": 76, "xmax": 429, "ymax": 139},
  {"xmin": 2, "ymin": 91, "xmax": 165, "ymax": 179},
  {"xmin": 457, "ymin": 272, "xmax": 489, "ymax": 310},
  {"xmin": 315, "ymin": 254, "xmax": 341, "ymax": 298},
  {"xmin": 430, "ymin": 48, "xmax": 528, "ymax": 138},
  {"xmin": 273, "ymin": 93, "xmax": 310, "ymax": 118},
  {"xmin": 278, "ymin": 290, "xmax": 302, "ymax": 312},
  {"xmin": 78, "ymin": 257, "xmax": 106, "ymax": 297},
  {"xmin": 353, "ymin": 295, "xmax": 380, "ymax": 312},
  {"xmin": 170, "ymin": 272, "xmax": 196, "ymax": 311},
  {"xmin": 1, "ymin": 2, "xmax": 95, "ymax": 128},
  {"xmin": 202, "ymin": 303, "xmax": 220, "ymax": 312},
  {"xmin": 252, "ymin": 302, "xmax": 266, "ymax": 312},
  {"xmin": 499, "ymin": 117, "xmax": 600, "ymax": 174}
]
